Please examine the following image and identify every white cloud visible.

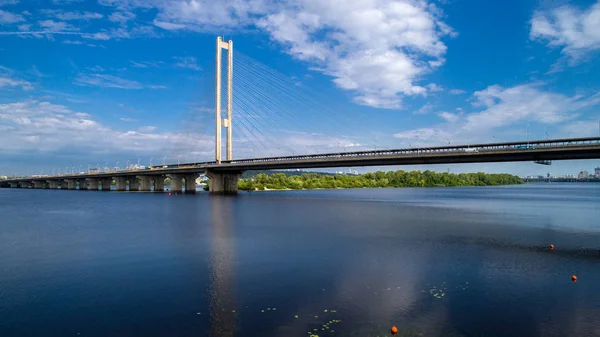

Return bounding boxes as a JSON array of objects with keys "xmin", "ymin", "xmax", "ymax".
[
  {"xmin": 256, "ymin": 1, "xmax": 453, "ymax": 109},
  {"xmin": 0, "ymin": 75, "xmax": 34, "ymax": 90},
  {"xmin": 560, "ymin": 120, "xmax": 600, "ymax": 138},
  {"xmin": 153, "ymin": 20, "xmax": 186, "ymax": 30},
  {"xmin": 87, "ymin": 65, "xmax": 105, "ymax": 72},
  {"xmin": 74, "ymin": 74, "xmax": 165, "ymax": 90},
  {"xmin": 0, "ymin": 100, "xmax": 213, "ymax": 157},
  {"xmin": 449, "ymin": 89, "xmax": 466, "ymax": 95},
  {"xmin": 394, "ymin": 83, "xmax": 600, "ymax": 145},
  {"xmin": 130, "ymin": 60, "xmax": 162, "ymax": 68},
  {"xmin": 138, "ymin": 125, "xmax": 157, "ymax": 132},
  {"xmin": 56, "ymin": 11, "xmax": 103, "ymax": 21},
  {"xmin": 413, "ymin": 103, "xmax": 434, "ymax": 115},
  {"xmin": 0, "ymin": 9, "xmax": 23, "ymax": 23},
  {"xmin": 427, "ymin": 83, "xmax": 444, "ymax": 92},
  {"xmin": 0, "ymin": 0, "xmax": 20, "ymax": 5},
  {"xmin": 466, "ymin": 84, "xmax": 596, "ymax": 130},
  {"xmin": 98, "ymin": 0, "xmax": 455, "ymax": 110},
  {"xmin": 17, "ymin": 23, "xmax": 29, "ymax": 31},
  {"xmin": 150, "ymin": 0, "xmax": 269, "ymax": 30},
  {"xmin": 393, "ymin": 127, "xmax": 453, "ymax": 143},
  {"xmin": 120, "ymin": 117, "xmax": 138, "ymax": 122},
  {"xmin": 109, "ymin": 11, "xmax": 135, "ymax": 24},
  {"xmin": 437, "ymin": 111, "xmax": 459, "ymax": 123},
  {"xmin": 530, "ymin": 1, "xmax": 600, "ymax": 59},
  {"xmin": 173, "ymin": 56, "xmax": 201, "ymax": 70},
  {"xmin": 62, "ymin": 39, "xmax": 83, "ymax": 45},
  {"xmin": 85, "ymin": 32, "xmax": 111, "ymax": 40},
  {"xmin": 38, "ymin": 19, "xmax": 78, "ymax": 31}
]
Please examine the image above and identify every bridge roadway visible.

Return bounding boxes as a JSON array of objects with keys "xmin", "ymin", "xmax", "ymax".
[{"xmin": 2, "ymin": 137, "xmax": 600, "ymax": 193}]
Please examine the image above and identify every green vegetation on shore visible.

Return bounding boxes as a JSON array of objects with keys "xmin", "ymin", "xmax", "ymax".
[{"xmin": 238, "ymin": 170, "xmax": 523, "ymax": 191}]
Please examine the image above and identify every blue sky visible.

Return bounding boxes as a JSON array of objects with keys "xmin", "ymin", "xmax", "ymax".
[{"xmin": 1, "ymin": 0, "xmax": 599, "ymax": 177}]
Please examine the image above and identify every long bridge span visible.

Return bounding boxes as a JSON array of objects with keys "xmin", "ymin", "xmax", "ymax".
[
  {"xmin": 2, "ymin": 137, "xmax": 600, "ymax": 193},
  {"xmin": 3, "ymin": 38, "xmax": 600, "ymax": 193}
]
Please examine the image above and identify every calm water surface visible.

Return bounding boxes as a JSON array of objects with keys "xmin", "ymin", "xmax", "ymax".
[{"xmin": 0, "ymin": 184, "xmax": 599, "ymax": 336}]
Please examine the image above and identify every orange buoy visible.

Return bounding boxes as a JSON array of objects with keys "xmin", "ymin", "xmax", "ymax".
[
  {"xmin": 572, "ymin": 275, "xmax": 577, "ymax": 282},
  {"xmin": 391, "ymin": 326, "xmax": 398, "ymax": 335},
  {"xmin": 549, "ymin": 244, "xmax": 554, "ymax": 250}
]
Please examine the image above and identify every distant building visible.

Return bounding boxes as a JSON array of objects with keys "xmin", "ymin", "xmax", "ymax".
[
  {"xmin": 595, "ymin": 167, "xmax": 600, "ymax": 178},
  {"xmin": 578, "ymin": 170, "xmax": 589, "ymax": 179},
  {"xmin": 0, "ymin": 176, "xmax": 7, "ymax": 180}
]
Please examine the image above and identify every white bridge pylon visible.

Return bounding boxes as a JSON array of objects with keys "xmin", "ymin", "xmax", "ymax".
[{"xmin": 215, "ymin": 36, "xmax": 233, "ymax": 164}]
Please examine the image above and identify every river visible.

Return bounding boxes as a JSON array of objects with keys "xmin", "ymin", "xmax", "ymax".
[{"xmin": 0, "ymin": 184, "xmax": 599, "ymax": 336}]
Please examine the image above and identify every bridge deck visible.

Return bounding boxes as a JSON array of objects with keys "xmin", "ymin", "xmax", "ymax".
[{"xmin": 3, "ymin": 137, "xmax": 600, "ymax": 183}]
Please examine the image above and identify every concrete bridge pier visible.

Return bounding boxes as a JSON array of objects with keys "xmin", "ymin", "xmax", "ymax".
[
  {"xmin": 138, "ymin": 176, "xmax": 152, "ymax": 192},
  {"xmin": 168, "ymin": 174, "xmax": 198, "ymax": 193},
  {"xmin": 114, "ymin": 177, "xmax": 127, "ymax": 192},
  {"xmin": 9, "ymin": 182, "xmax": 19, "ymax": 188},
  {"xmin": 168, "ymin": 175, "xmax": 182, "ymax": 193},
  {"xmin": 128, "ymin": 178, "xmax": 139, "ymax": 191},
  {"xmin": 206, "ymin": 170, "xmax": 241, "ymax": 194},
  {"xmin": 64, "ymin": 179, "xmax": 77, "ymax": 190},
  {"xmin": 20, "ymin": 181, "xmax": 31, "ymax": 188},
  {"xmin": 100, "ymin": 178, "xmax": 112, "ymax": 191},
  {"xmin": 78, "ymin": 180, "xmax": 87, "ymax": 190},
  {"xmin": 185, "ymin": 174, "xmax": 198, "ymax": 193},
  {"xmin": 87, "ymin": 178, "xmax": 99, "ymax": 191},
  {"xmin": 154, "ymin": 176, "xmax": 165, "ymax": 192},
  {"xmin": 47, "ymin": 180, "xmax": 59, "ymax": 189},
  {"xmin": 33, "ymin": 181, "xmax": 44, "ymax": 189}
]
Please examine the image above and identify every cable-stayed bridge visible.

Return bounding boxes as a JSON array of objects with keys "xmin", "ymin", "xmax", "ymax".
[{"xmin": 3, "ymin": 37, "xmax": 600, "ymax": 193}]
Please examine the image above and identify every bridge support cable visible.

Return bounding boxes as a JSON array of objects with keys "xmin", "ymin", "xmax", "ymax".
[
  {"xmin": 233, "ymin": 52, "xmax": 365, "ymax": 157},
  {"xmin": 234, "ymin": 54, "xmax": 341, "ymax": 136},
  {"xmin": 235, "ymin": 52, "xmax": 363, "ymax": 139},
  {"xmin": 232, "ymin": 58, "xmax": 303, "ymax": 156},
  {"xmin": 233, "ymin": 86, "xmax": 295, "ymax": 157},
  {"xmin": 233, "ymin": 109, "xmax": 274, "ymax": 158}
]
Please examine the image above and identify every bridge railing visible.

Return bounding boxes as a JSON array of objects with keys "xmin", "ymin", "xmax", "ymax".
[{"xmin": 220, "ymin": 137, "xmax": 600, "ymax": 164}]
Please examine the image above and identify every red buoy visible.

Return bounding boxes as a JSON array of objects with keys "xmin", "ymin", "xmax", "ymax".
[
  {"xmin": 572, "ymin": 275, "xmax": 577, "ymax": 282},
  {"xmin": 168, "ymin": 192, "xmax": 171, "ymax": 196},
  {"xmin": 549, "ymin": 244, "xmax": 554, "ymax": 250},
  {"xmin": 391, "ymin": 326, "xmax": 398, "ymax": 335}
]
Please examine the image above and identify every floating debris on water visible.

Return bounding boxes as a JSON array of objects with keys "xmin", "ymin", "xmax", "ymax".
[
  {"xmin": 428, "ymin": 284, "xmax": 447, "ymax": 299},
  {"xmin": 294, "ymin": 315, "xmax": 299, "ymax": 319}
]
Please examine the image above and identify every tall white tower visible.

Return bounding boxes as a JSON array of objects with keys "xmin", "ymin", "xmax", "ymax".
[{"xmin": 215, "ymin": 36, "xmax": 233, "ymax": 163}]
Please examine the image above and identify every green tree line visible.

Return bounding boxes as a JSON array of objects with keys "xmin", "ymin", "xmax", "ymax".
[{"xmin": 237, "ymin": 170, "xmax": 523, "ymax": 191}]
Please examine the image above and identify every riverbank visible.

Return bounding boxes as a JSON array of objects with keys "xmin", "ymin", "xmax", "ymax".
[{"xmin": 238, "ymin": 170, "xmax": 523, "ymax": 191}]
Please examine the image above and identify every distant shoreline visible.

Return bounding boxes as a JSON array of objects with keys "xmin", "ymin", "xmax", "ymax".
[{"xmin": 238, "ymin": 170, "xmax": 523, "ymax": 191}]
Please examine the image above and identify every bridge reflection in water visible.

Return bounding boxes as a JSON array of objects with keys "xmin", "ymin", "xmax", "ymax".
[{"xmin": 208, "ymin": 197, "xmax": 236, "ymax": 336}]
